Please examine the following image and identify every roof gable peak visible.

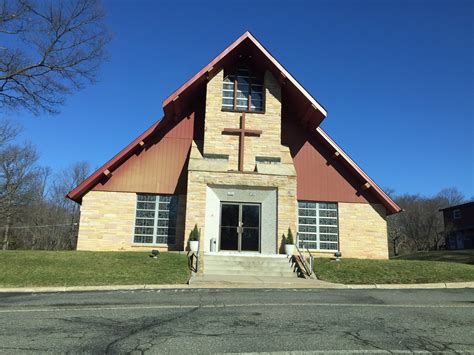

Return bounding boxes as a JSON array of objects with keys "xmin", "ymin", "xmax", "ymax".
[{"xmin": 162, "ymin": 31, "xmax": 327, "ymax": 126}]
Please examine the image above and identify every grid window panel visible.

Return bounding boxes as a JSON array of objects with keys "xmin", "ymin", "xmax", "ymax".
[
  {"xmin": 299, "ymin": 217, "xmax": 317, "ymax": 225},
  {"xmin": 299, "ymin": 201, "xmax": 317, "ymax": 209},
  {"xmin": 319, "ymin": 218, "xmax": 337, "ymax": 226},
  {"xmin": 222, "ymin": 98, "xmax": 234, "ymax": 107},
  {"xmin": 298, "ymin": 233, "xmax": 318, "ymax": 241},
  {"xmin": 251, "ymin": 101, "xmax": 263, "ymax": 111},
  {"xmin": 137, "ymin": 202, "xmax": 155, "ymax": 210},
  {"xmin": 137, "ymin": 194, "xmax": 156, "ymax": 202},
  {"xmin": 299, "ymin": 208, "xmax": 317, "ymax": 217},
  {"xmin": 222, "ymin": 69, "xmax": 264, "ymax": 112},
  {"xmin": 136, "ymin": 210, "xmax": 155, "ymax": 218},
  {"xmin": 158, "ymin": 211, "xmax": 169, "ymax": 219},
  {"xmin": 320, "ymin": 234, "xmax": 338, "ymax": 242},
  {"xmin": 135, "ymin": 219, "xmax": 154, "ymax": 227},
  {"xmin": 298, "ymin": 201, "xmax": 339, "ymax": 251},
  {"xmin": 320, "ymin": 242, "xmax": 337, "ymax": 250},
  {"xmin": 319, "ymin": 226, "xmax": 338, "ymax": 234},
  {"xmin": 134, "ymin": 235, "xmax": 153, "ymax": 244},
  {"xmin": 222, "ymin": 90, "xmax": 234, "ymax": 98},
  {"xmin": 133, "ymin": 194, "xmax": 178, "ymax": 245},
  {"xmin": 319, "ymin": 210, "xmax": 337, "ymax": 218},
  {"xmin": 158, "ymin": 202, "xmax": 170, "ymax": 210},
  {"xmin": 299, "ymin": 225, "xmax": 317, "ymax": 233},
  {"xmin": 302, "ymin": 241, "xmax": 318, "ymax": 249},
  {"xmin": 237, "ymin": 87, "xmax": 249, "ymax": 97},
  {"xmin": 251, "ymin": 91, "xmax": 263, "ymax": 101}
]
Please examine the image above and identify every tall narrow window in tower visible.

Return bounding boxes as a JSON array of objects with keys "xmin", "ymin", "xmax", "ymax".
[{"xmin": 222, "ymin": 67, "xmax": 264, "ymax": 112}]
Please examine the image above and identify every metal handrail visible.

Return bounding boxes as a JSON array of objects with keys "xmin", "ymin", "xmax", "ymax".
[
  {"xmin": 304, "ymin": 244, "xmax": 314, "ymax": 276},
  {"xmin": 295, "ymin": 244, "xmax": 312, "ymax": 277},
  {"xmin": 187, "ymin": 251, "xmax": 199, "ymax": 273},
  {"xmin": 296, "ymin": 232, "xmax": 314, "ymax": 276}
]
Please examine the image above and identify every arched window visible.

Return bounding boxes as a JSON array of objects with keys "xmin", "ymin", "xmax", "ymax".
[{"xmin": 222, "ymin": 67, "xmax": 264, "ymax": 112}]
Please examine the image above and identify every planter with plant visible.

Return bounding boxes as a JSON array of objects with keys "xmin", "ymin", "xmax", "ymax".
[
  {"xmin": 189, "ymin": 224, "xmax": 200, "ymax": 252},
  {"xmin": 284, "ymin": 227, "xmax": 295, "ymax": 256}
]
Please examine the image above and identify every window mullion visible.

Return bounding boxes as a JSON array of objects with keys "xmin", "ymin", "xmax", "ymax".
[
  {"xmin": 316, "ymin": 203, "xmax": 320, "ymax": 250},
  {"xmin": 233, "ymin": 75, "xmax": 237, "ymax": 111},
  {"xmin": 248, "ymin": 74, "xmax": 252, "ymax": 111},
  {"xmin": 153, "ymin": 195, "xmax": 159, "ymax": 244}
]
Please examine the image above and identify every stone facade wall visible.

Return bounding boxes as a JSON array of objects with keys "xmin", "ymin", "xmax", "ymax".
[
  {"xmin": 338, "ymin": 203, "xmax": 388, "ymax": 259},
  {"xmin": 77, "ymin": 190, "xmax": 186, "ymax": 251},
  {"xmin": 204, "ymin": 69, "xmax": 286, "ymax": 171},
  {"xmin": 184, "ymin": 67, "xmax": 298, "ymax": 258}
]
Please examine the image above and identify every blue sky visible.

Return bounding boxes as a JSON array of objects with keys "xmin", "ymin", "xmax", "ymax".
[{"xmin": 11, "ymin": 0, "xmax": 474, "ymax": 198}]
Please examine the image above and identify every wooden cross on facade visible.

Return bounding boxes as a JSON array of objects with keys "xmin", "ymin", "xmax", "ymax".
[{"xmin": 222, "ymin": 112, "xmax": 262, "ymax": 171}]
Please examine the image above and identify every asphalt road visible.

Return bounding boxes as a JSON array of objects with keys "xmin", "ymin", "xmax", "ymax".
[{"xmin": 0, "ymin": 288, "xmax": 473, "ymax": 354}]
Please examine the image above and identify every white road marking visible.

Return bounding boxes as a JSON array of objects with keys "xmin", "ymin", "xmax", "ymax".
[
  {"xmin": 232, "ymin": 351, "xmax": 474, "ymax": 354},
  {"xmin": 0, "ymin": 302, "xmax": 472, "ymax": 313}
]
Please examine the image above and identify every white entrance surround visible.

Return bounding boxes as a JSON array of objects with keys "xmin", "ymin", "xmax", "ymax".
[{"xmin": 204, "ymin": 185, "xmax": 277, "ymax": 254}]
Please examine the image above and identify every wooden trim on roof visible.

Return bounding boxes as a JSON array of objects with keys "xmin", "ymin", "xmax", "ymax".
[{"xmin": 315, "ymin": 127, "xmax": 402, "ymax": 215}]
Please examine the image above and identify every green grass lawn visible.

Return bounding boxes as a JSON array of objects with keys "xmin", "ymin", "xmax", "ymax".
[
  {"xmin": 314, "ymin": 257, "xmax": 474, "ymax": 284},
  {"xmin": 0, "ymin": 251, "xmax": 190, "ymax": 287},
  {"xmin": 394, "ymin": 249, "xmax": 474, "ymax": 265}
]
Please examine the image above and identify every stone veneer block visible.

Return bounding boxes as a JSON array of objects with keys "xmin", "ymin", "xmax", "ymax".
[{"xmin": 338, "ymin": 203, "xmax": 388, "ymax": 259}]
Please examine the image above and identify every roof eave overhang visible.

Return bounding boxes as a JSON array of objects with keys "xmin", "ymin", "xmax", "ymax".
[
  {"xmin": 316, "ymin": 127, "xmax": 402, "ymax": 215},
  {"xmin": 66, "ymin": 118, "xmax": 165, "ymax": 203}
]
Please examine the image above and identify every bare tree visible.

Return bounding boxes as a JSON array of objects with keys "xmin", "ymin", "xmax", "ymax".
[
  {"xmin": 0, "ymin": 119, "xmax": 21, "ymax": 146},
  {"xmin": 48, "ymin": 161, "xmax": 90, "ymax": 248},
  {"xmin": 0, "ymin": 119, "xmax": 91, "ymax": 250},
  {"xmin": 387, "ymin": 188, "xmax": 466, "ymax": 255},
  {"xmin": 436, "ymin": 187, "xmax": 465, "ymax": 207},
  {"xmin": 387, "ymin": 214, "xmax": 404, "ymax": 256},
  {"xmin": 0, "ymin": 0, "xmax": 110, "ymax": 114},
  {"xmin": 0, "ymin": 142, "xmax": 41, "ymax": 249}
]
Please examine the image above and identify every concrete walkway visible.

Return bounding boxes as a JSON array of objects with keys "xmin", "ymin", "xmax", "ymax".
[{"xmin": 188, "ymin": 274, "xmax": 341, "ymax": 288}]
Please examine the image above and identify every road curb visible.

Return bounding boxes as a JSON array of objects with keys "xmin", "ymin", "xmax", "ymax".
[
  {"xmin": 345, "ymin": 282, "xmax": 474, "ymax": 289},
  {"xmin": 0, "ymin": 281, "xmax": 473, "ymax": 293},
  {"xmin": 0, "ymin": 284, "xmax": 191, "ymax": 293}
]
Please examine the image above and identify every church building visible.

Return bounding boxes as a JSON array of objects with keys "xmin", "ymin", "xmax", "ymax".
[{"xmin": 67, "ymin": 32, "xmax": 401, "ymax": 260}]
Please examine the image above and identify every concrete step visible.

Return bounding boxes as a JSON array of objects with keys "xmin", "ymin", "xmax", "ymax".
[
  {"xmin": 205, "ymin": 264, "xmax": 293, "ymax": 271},
  {"xmin": 204, "ymin": 264, "xmax": 293, "ymax": 271},
  {"xmin": 204, "ymin": 259, "xmax": 293, "ymax": 267},
  {"xmin": 205, "ymin": 271, "xmax": 296, "ymax": 278},
  {"xmin": 204, "ymin": 257, "xmax": 291, "ymax": 265},
  {"xmin": 204, "ymin": 255, "xmax": 288, "ymax": 261},
  {"xmin": 203, "ymin": 254, "xmax": 296, "ymax": 277}
]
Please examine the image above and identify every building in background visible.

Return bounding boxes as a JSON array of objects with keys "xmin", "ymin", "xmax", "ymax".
[{"xmin": 440, "ymin": 201, "xmax": 474, "ymax": 250}]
